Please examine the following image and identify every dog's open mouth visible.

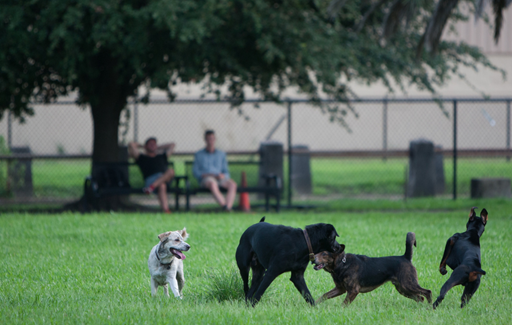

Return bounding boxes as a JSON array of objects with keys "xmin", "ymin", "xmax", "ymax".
[
  {"xmin": 313, "ymin": 263, "xmax": 325, "ymax": 271},
  {"xmin": 170, "ymin": 248, "xmax": 186, "ymax": 260}
]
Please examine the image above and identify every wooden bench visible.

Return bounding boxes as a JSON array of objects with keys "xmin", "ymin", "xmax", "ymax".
[
  {"xmin": 184, "ymin": 161, "xmax": 281, "ymax": 212},
  {"xmin": 82, "ymin": 162, "xmax": 187, "ymax": 212}
]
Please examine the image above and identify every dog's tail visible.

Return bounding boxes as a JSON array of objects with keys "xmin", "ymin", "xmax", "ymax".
[
  {"xmin": 259, "ymin": 216, "xmax": 266, "ymax": 223},
  {"xmin": 469, "ymin": 268, "xmax": 486, "ymax": 282},
  {"xmin": 404, "ymin": 232, "xmax": 416, "ymax": 261}
]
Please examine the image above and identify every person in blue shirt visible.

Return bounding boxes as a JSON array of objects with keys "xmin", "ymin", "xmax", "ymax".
[{"xmin": 193, "ymin": 130, "xmax": 237, "ymax": 211}]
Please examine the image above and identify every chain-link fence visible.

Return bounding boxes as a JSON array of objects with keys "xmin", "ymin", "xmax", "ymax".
[{"xmin": 0, "ymin": 98, "xmax": 510, "ymax": 207}]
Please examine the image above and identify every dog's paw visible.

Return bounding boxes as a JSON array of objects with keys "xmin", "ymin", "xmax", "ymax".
[{"xmin": 439, "ymin": 267, "xmax": 447, "ymax": 275}]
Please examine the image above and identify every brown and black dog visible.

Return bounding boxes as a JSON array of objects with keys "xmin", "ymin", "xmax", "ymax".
[
  {"xmin": 313, "ymin": 232, "xmax": 432, "ymax": 305},
  {"xmin": 433, "ymin": 207, "xmax": 488, "ymax": 309}
]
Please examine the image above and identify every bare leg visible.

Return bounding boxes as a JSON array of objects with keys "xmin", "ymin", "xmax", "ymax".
[
  {"xmin": 151, "ymin": 169, "xmax": 175, "ymax": 188},
  {"xmin": 221, "ymin": 179, "xmax": 237, "ymax": 210},
  {"xmin": 146, "ymin": 169, "xmax": 174, "ymax": 212},
  {"xmin": 204, "ymin": 179, "xmax": 226, "ymax": 207},
  {"xmin": 156, "ymin": 183, "xmax": 170, "ymax": 212}
]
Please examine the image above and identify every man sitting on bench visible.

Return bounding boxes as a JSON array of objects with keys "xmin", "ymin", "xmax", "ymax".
[
  {"xmin": 193, "ymin": 130, "xmax": 237, "ymax": 211},
  {"xmin": 128, "ymin": 137, "xmax": 175, "ymax": 213}
]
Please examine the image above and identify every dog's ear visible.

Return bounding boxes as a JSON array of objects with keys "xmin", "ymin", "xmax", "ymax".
[
  {"xmin": 480, "ymin": 209, "xmax": 488, "ymax": 225},
  {"xmin": 180, "ymin": 227, "xmax": 189, "ymax": 240},
  {"xmin": 336, "ymin": 244, "xmax": 345, "ymax": 254},
  {"xmin": 469, "ymin": 206, "xmax": 478, "ymax": 220},
  {"xmin": 158, "ymin": 231, "xmax": 172, "ymax": 242},
  {"xmin": 328, "ymin": 224, "xmax": 339, "ymax": 237}
]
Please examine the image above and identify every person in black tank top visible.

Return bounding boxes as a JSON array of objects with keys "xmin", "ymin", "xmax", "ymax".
[{"xmin": 128, "ymin": 137, "xmax": 176, "ymax": 213}]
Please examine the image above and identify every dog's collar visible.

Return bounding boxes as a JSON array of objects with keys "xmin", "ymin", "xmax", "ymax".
[
  {"xmin": 155, "ymin": 243, "xmax": 173, "ymax": 266},
  {"xmin": 303, "ymin": 229, "xmax": 315, "ymax": 262}
]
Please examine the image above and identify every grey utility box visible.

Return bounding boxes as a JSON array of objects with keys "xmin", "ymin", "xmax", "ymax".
[
  {"xmin": 291, "ymin": 145, "xmax": 312, "ymax": 195},
  {"xmin": 258, "ymin": 141, "xmax": 283, "ymax": 193},
  {"xmin": 406, "ymin": 139, "xmax": 436, "ymax": 197},
  {"xmin": 8, "ymin": 146, "xmax": 33, "ymax": 197}
]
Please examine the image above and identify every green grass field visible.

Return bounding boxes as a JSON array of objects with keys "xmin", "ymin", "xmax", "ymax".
[
  {"xmin": 1, "ymin": 157, "xmax": 510, "ymax": 200},
  {"xmin": 1, "ymin": 199, "xmax": 511, "ymax": 324}
]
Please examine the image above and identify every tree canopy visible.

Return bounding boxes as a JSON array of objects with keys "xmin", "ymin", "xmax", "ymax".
[{"xmin": 0, "ymin": 0, "xmax": 508, "ymax": 161}]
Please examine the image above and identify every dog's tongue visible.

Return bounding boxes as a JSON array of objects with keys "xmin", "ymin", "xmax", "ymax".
[
  {"xmin": 171, "ymin": 249, "xmax": 186, "ymax": 260},
  {"xmin": 313, "ymin": 264, "xmax": 324, "ymax": 271}
]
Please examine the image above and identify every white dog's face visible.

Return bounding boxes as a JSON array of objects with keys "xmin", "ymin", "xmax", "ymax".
[{"xmin": 157, "ymin": 228, "xmax": 190, "ymax": 260}]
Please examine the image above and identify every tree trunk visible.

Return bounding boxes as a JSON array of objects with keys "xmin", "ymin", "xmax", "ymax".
[
  {"xmin": 85, "ymin": 53, "xmax": 134, "ymax": 211},
  {"xmin": 87, "ymin": 96, "xmax": 128, "ymax": 211},
  {"xmin": 91, "ymin": 100, "xmax": 125, "ymax": 163}
]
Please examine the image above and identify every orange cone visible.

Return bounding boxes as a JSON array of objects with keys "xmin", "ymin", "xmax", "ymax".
[{"xmin": 239, "ymin": 171, "xmax": 250, "ymax": 212}]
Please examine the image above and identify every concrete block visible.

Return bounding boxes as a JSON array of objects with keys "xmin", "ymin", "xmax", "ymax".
[{"xmin": 471, "ymin": 178, "xmax": 511, "ymax": 198}]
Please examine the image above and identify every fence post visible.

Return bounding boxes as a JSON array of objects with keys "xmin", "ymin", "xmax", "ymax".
[
  {"xmin": 507, "ymin": 100, "xmax": 510, "ymax": 162},
  {"xmin": 287, "ymin": 101, "xmax": 292, "ymax": 207},
  {"xmin": 133, "ymin": 97, "xmax": 139, "ymax": 143},
  {"xmin": 7, "ymin": 110, "xmax": 12, "ymax": 149},
  {"xmin": 453, "ymin": 100, "xmax": 457, "ymax": 200},
  {"xmin": 383, "ymin": 97, "xmax": 388, "ymax": 161}
]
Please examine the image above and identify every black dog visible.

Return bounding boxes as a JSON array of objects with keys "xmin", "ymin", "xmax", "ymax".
[
  {"xmin": 313, "ymin": 232, "xmax": 432, "ymax": 305},
  {"xmin": 433, "ymin": 207, "xmax": 488, "ymax": 309},
  {"xmin": 235, "ymin": 217, "xmax": 340, "ymax": 306}
]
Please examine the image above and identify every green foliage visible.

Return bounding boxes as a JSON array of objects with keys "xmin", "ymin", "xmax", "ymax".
[
  {"xmin": 0, "ymin": 0, "xmax": 506, "ymax": 162},
  {"xmin": 0, "ymin": 1, "xmax": 503, "ymax": 121}
]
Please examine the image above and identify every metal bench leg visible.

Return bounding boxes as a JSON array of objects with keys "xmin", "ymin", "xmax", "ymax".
[
  {"xmin": 186, "ymin": 192, "xmax": 190, "ymax": 211},
  {"xmin": 265, "ymin": 193, "xmax": 270, "ymax": 212},
  {"xmin": 276, "ymin": 192, "xmax": 280, "ymax": 212},
  {"xmin": 175, "ymin": 191, "xmax": 179, "ymax": 211}
]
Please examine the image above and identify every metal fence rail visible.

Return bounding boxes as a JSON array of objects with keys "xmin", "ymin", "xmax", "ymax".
[{"xmin": 1, "ymin": 97, "xmax": 510, "ymax": 207}]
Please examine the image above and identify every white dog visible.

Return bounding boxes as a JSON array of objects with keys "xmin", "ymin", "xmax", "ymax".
[{"xmin": 148, "ymin": 228, "xmax": 190, "ymax": 298}]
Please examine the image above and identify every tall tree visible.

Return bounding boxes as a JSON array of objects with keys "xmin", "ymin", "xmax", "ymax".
[{"xmin": 0, "ymin": 0, "xmax": 508, "ymax": 162}]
